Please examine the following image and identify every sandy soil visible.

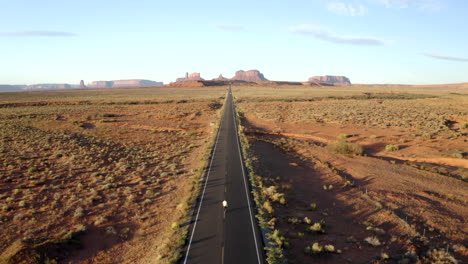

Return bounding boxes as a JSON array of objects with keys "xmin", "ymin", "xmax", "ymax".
[
  {"xmin": 0, "ymin": 91, "xmax": 224, "ymax": 263},
  {"xmin": 238, "ymin": 90, "xmax": 468, "ymax": 263}
]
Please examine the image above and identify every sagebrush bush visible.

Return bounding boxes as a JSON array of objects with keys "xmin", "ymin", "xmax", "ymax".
[
  {"xmin": 385, "ymin": 144, "xmax": 399, "ymax": 151},
  {"xmin": 262, "ymin": 186, "xmax": 286, "ymax": 204},
  {"xmin": 364, "ymin": 236, "xmax": 381, "ymax": 246},
  {"xmin": 327, "ymin": 141, "xmax": 363, "ymax": 156},
  {"xmin": 263, "ymin": 201, "xmax": 274, "ymax": 214}
]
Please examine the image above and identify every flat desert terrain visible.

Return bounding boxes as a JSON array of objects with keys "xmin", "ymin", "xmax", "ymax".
[
  {"xmin": 0, "ymin": 87, "xmax": 226, "ymax": 263},
  {"xmin": 0, "ymin": 84, "xmax": 467, "ymax": 264},
  {"xmin": 235, "ymin": 85, "xmax": 467, "ymax": 263}
]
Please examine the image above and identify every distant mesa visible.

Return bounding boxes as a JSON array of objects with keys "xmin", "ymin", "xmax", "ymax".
[
  {"xmin": 0, "ymin": 85, "xmax": 27, "ymax": 92},
  {"xmin": 309, "ymin": 75, "xmax": 351, "ymax": 86},
  {"xmin": 88, "ymin": 79, "xmax": 163, "ymax": 88},
  {"xmin": 89, "ymin": 81, "xmax": 113, "ymax": 88},
  {"xmin": 10, "ymin": 79, "xmax": 163, "ymax": 91},
  {"xmin": 231, "ymin": 70, "xmax": 268, "ymax": 82},
  {"xmin": 24, "ymin": 83, "xmax": 72, "ymax": 90},
  {"xmin": 176, "ymin": 72, "xmax": 204, "ymax": 82},
  {"xmin": 172, "ymin": 69, "xmax": 268, "ymax": 84}
]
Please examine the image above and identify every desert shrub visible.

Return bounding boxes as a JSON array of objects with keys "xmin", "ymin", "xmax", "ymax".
[
  {"xmin": 461, "ymin": 123, "xmax": 468, "ymax": 129},
  {"xmin": 422, "ymin": 248, "xmax": 457, "ymax": 263},
  {"xmin": 304, "ymin": 242, "xmax": 323, "ymax": 255},
  {"xmin": 452, "ymin": 152, "xmax": 464, "ymax": 159},
  {"xmin": 94, "ymin": 216, "xmax": 107, "ymax": 225},
  {"xmin": 327, "ymin": 141, "xmax": 363, "ymax": 156},
  {"xmin": 385, "ymin": 144, "xmax": 399, "ymax": 151},
  {"xmin": 268, "ymin": 229, "xmax": 289, "ymax": 248},
  {"xmin": 142, "ymin": 199, "xmax": 152, "ymax": 206},
  {"xmin": 13, "ymin": 213, "xmax": 25, "ymax": 221},
  {"xmin": 1, "ymin": 203, "xmax": 12, "ymax": 211},
  {"xmin": 73, "ymin": 207, "xmax": 84, "ymax": 218},
  {"xmin": 265, "ymin": 246, "xmax": 285, "ymax": 264},
  {"xmin": 304, "ymin": 242, "xmax": 335, "ymax": 256},
  {"xmin": 309, "ymin": 203, "xmax": 317, "ymax": 211},
  {"xmin": 287, "ymin": 217, "xmax": 301, "ymax": 224},
  {"xmin": 262, "ymin": 186, "xmax": 286, "ymax": 204},
  {"xmin": 364, "ymin": 236, "xmax": 381, "ymax": 246},
  {"xmin": 338, "ymin": 134, "xmax": 351, "ymax": 139},
  {"xmin": 28, "ymin": 166, "xmax": 38, "ymax": 173},
  {"xmin": 324, "ymin": 244, "xmax": 335, "ymax": 252},
  {"xmin": 105, "ymin": 226, "xmax": 117, "ymax": 235},
  {"xmin": 263, "ymin": 201, "xmax": 274, "ymax": 214},
  {"xmin": 307, "ymin": 222, "xmax": 325, "ymax": 233},
  {"xmin": 74, "ymin": 224, "xmax": 87, "ymax": 232}
]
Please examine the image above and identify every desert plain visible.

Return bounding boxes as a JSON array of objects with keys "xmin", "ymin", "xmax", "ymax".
[{"xmin": 0, "ymin": 84, "xmax": 467, "ymax": 264}]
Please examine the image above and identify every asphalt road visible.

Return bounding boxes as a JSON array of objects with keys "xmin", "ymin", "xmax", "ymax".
[{"xmin": 183, "ymin": 88, "xmax": 263, "ymax": 264}]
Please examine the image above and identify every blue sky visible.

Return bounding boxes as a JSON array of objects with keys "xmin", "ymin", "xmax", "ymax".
[{"xmin": 1, "ymin": 0, "xmax": 467, "ymax": 85}]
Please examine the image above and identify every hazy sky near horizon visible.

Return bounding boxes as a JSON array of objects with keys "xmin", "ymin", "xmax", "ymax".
[{"xmin": 1, "ymin": 0, "xmax": 467, "ymax": 85}]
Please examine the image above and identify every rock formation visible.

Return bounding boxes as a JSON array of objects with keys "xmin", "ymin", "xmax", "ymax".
[
  {"xmin": 89, "ymin": 81, "xmax": 113, "ymax": 88},
  {"xmin": 214, "ymin": 74, "xmax": 229, "ymax": 81},
  {"xmin": 308, "ymin": 75, "xmax": 351, "ymax": 86},
  {"xmin": 79, "ymin": 80, "xmax": 86, "ymax": 89},
  {"xmin": 24, "ymin": 84, "xmax": 71, "ymax": 90},
  {"xmin": 231, "ymin": 70, "xmax": 268, "ymax": 82},
  {"xmin": 88, "ymin": 79, "xmax": 163, "ymax": 88},
  {"xmin": 176, "ymin": 72, "xmax": 204, "ymax": 82},
  {"xmin": 112, "ymin": 79, "xmax": 163, "ymax": 87}
]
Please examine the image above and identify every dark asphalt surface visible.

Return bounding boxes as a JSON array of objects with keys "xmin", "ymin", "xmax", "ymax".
[{"xmin": 183, "ymin": 88, "xmax": 263, "ymax": 264}]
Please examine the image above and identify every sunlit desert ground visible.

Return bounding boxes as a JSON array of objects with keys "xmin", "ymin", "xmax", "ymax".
[
  {"xmin": 235, "ymin": 85, "xmax": 467, "ymax": 263},
  {"xmin": 0, "ymin": 87, "xmax": 226, "ymax": 263}
]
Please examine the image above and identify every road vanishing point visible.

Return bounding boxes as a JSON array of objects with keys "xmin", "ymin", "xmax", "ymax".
[{"xmin": 182, "ymin": 88, "xmax": 264, "ymax": 264}]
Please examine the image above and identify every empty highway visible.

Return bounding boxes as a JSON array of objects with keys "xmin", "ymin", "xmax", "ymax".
[{"xmin": 182, "ymin": 88, "xmax": 264, "ymax": 264}]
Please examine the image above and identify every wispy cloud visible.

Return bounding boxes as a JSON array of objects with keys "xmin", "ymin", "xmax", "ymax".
[
  {"xmin": 213, "ymin": 24, "xmax": 245, "ymax": 32},
  {"xmin": 374, "ymin": 0, "xmax": 441, "ymax": 11},
  {"xmin": 327, "ymin": 2, "xmax": 367, "ymax": 16},
  {"xmin": 287, "ymin": 24, "xmax": 385, "ymax": 46},
  {"xmin": 0, "ymin": 30, "xmax": 77, "ymax": 37},
  {"xmin": 421, "ymin": 52, "xmax": 468, "ymax": 62}
]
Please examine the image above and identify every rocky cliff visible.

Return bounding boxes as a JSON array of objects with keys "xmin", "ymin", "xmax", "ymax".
[
  {"xmin": 308, "ymin": 75, "xmax": 351, "ymax": 86},
  {"xmin": 231, "ymin": 70, "xmax": 268, "ymax": 82}
]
